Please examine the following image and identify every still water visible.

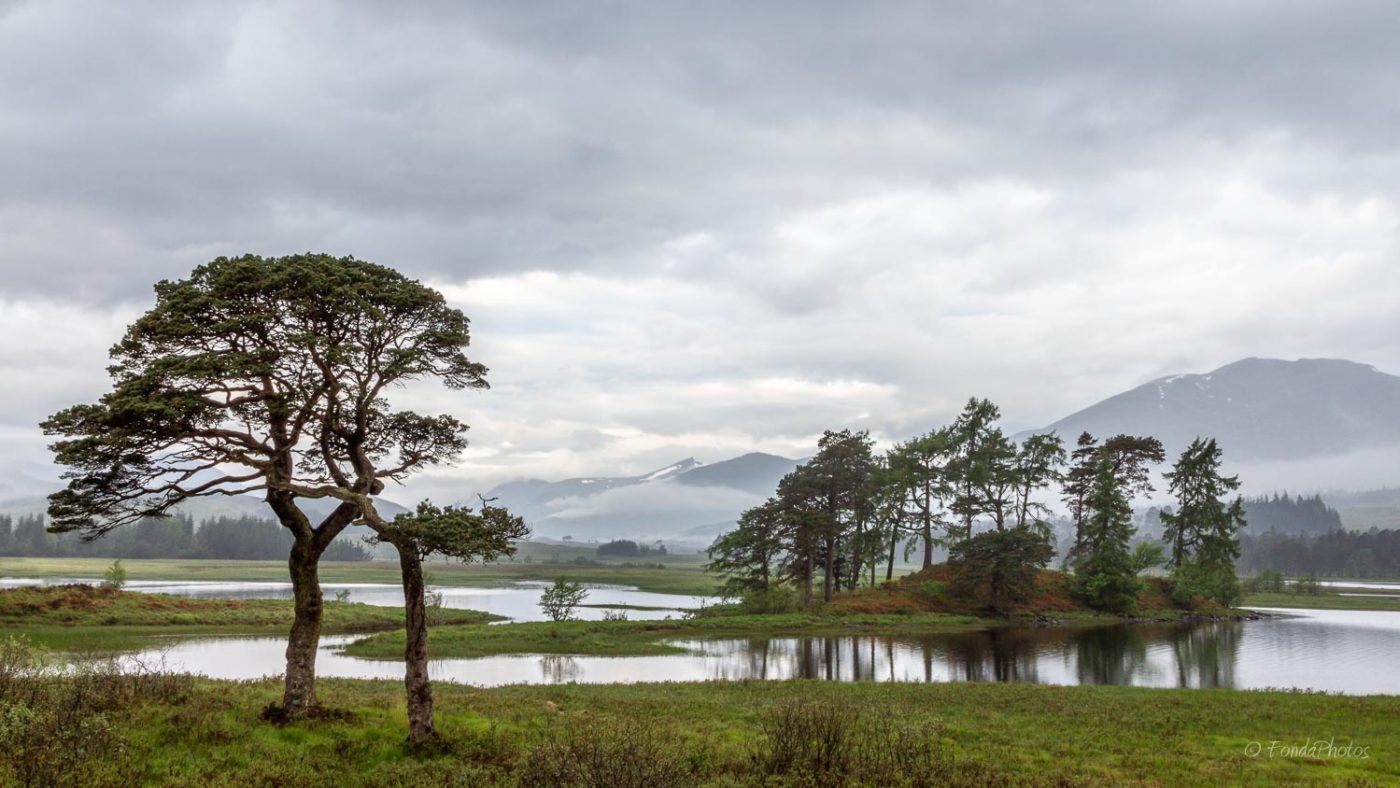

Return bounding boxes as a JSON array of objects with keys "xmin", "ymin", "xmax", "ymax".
[
  {"xmin": 108, "ymin": 606, "xmax": 1400, "ymax": 695},
  {"xmin": 0, "ymin": 577, "xmax": 713, "ymax": 622},
  {"xmin": 9, "ymin": 577, "xmax": 1398, "ymax": 693}
]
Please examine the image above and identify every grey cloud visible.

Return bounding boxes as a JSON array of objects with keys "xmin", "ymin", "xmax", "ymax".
[{"xmin": 3, "ymin": 1, "xmax": 1400, "ymax": 495}]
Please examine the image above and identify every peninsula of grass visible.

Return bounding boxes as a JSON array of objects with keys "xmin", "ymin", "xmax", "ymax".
[
  {"xmin": 344, "ymin": 567, "xmax": 1253, "ymax": 660},
  {"xmin": 0, "ymin": 584, "xmax": 499, "ymax": 651},
  {"xmin": 341, "ymin": 611, "xmax": 992, "ymax": 659},
  {"xmin": 14, "ymin": 675, "xmax": 1400, "ymax": 786}
]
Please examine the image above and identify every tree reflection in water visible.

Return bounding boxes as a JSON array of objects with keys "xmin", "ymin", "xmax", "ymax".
[
  {"xmin": 694, "ymin": 621, "xmax": 1242, "ymax": 688},
  {"xmin": 540, "ymin": 654, "xmax": 580, "ymax": 683}
]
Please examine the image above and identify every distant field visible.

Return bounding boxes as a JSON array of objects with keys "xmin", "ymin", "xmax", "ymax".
[
  {"xmin": 1242, "ymin": 592, "xmax": 1400, "ymax": 612},
  {"xmin": 0, "ymin": 554, "xmax": 720, "ymax": 596}
]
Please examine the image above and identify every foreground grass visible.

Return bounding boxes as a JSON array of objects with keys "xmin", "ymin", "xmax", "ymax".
[
  {"xmin": 1242, "ymin": 592, "xmax": 1400, "ymax": 612},
  {"xmin": 0, "ymin": 585, "xmax": 497, "ymax": 651},
  {"xmin": 16, "ymin": 676, "xmax": 1400, "ymax": 786},
  {"xmin": 342, "ymin": 612, "xmax": 991, "ymax": 659},
  {"xmin": 0, "ymin": 555, "xmax": 719, "ymax": 595}
]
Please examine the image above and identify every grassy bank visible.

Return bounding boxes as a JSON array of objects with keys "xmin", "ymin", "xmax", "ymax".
[
  {"xmin": 1242, "ymin": 592, "xmax": 1400, "ymax": 611},
  {"xmin": 342, "ymin": 612, "xmax": 991, "ymax": 659},
  {"xmin": 0, "ymin": 585, "xmax": 497, "ymax": 651},
  {"xmin": 7, "ymin": 673, "xmax": 1398, "ymax": 786},
  {"xmin": 0, "ymin": 555, "xmax": 718, "ymax": 596}
]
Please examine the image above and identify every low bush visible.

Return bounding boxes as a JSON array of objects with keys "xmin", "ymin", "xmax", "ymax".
[
  {"xmin": 750, "ymin": 696, "xmax": 1006, "ymax": 786},
  {"xmin": 0, "ymin": 636, "xmax": 193, "ymax": 787}
]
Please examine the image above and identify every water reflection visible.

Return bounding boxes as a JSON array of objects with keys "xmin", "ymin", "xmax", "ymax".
[
  {"xmin": 100, "ymin": 609, "xmax": 1400, "ymax": 694},
  {"xmin": 678, "ymin": 622, "xmax": 1247, "ymax": 689}
]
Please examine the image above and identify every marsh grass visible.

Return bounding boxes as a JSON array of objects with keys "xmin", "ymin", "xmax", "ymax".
[{"xmin": 0, "ymin": 672, "xmax": 1395, "ymax": 785}]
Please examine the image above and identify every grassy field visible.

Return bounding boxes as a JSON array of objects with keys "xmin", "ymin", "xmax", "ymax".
[
  {"xmin": 0, "ymin": 585, "xmax": 497, "ymax": 651},
  {"xmin": 0, "ymin": 555, "xmax": 720, "ymax": 595},
  {"xmin": 341, "ymin": 612, "xmax": 992, "ymax": 659},
  {"xmin": 1242, "ymin": 592, "xmax": 1400, "ymax": 611},
  {"xmin": 7, "ymin": 674, "xmax": 1397, "ymax": 786}
]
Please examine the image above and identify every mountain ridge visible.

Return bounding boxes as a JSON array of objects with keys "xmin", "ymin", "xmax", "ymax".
[{"xmin": 1024, "ymin": 357, "xmax": 1400, "ymax": 463}]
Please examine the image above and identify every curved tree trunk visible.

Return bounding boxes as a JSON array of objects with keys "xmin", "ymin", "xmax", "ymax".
[
  {"xmin": 396, "ymin": 544, "xmax": 436, "ymax": 746},
  {"xmin": 283, "ymin": 537, "xmax": 324, "ymax": 714}
]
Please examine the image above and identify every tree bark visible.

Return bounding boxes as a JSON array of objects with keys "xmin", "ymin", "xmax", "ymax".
[
  {"xmin": 886, "ymin": 533, "xmax": 896, "ymax": 581},
  {"xmin": 282, "ymin": 536, "xmax": 323, "ymax": 714},
  {"xmin": 803, "ymin": 553, "xmax": 814, "ymax": 608},
  {"xmin": 921, "ymin": 482, "xmax": 934, "ymax": 569},
  {"xmin": 396, "ymin": 544, "xmax": 436, "ymax": 746},
  {"xmin": 823, "ymin": 534, "xmax": 835, "ymax": 603}
]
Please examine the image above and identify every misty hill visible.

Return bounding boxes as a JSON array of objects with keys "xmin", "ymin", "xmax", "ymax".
[
  {"xmin": 485, "ymin": 452, "xmax": 802, "ymax": 544},
  {"xmin": 0, "ymin": 494, "xmax": 409, "ymax": 541},
  {"xmin": 1028, "ymin": 358, "xmax": 1400, "ymax": 463}
]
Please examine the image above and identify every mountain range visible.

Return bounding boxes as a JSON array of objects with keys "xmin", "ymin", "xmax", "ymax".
[
  {"xmin": 484, "ymin": 452, "xmax": 803, "ymax": 546},
  {"xmin": 7, "ymin": 357, "xmax": 1397, "ymax": 546},
  {"xmin": 496, "ymin": 357, "xmax": 1400, "ymax": 544}
]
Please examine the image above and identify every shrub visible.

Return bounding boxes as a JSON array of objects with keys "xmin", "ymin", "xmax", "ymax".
[
  {"xmin": 1171, "ymin": 561, "xmax": 1242, "ymax": 608},
  {"xmin": 737, "ymin": 587, "xmax": 799, "ymax": 614},
  {"xmin": 949, "ymin": 526, "xmax": 1054, "ymax": 613},
  {"xmin": 520, "ymin": 716, "xmax": 694, "ymax": 787},
  {"xmin": 750, "ymin": 697, "xmax": 1003, "ymax": 786},
  {"xmin": 1242, "ymin": 569, "xmax": 1285, "ymax": 594},
  {"xmin": 0, "ymin": 638, "xmax": 192, "ymax": 787},
  {"xmin": 1291, "ymin": 573, "xmax": 1323, "ymax": 595}
]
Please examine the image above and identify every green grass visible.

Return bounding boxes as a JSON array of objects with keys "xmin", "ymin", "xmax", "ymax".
[
  {"xmin": 1243, "ymin": 592, "xmax": 1400, "ymax": 611},
  {"xmin": 0, "ymin": 584, "xmax": 498, "ymax": 651},
  {"xmin": 0, "ymin": 555, "xmax": 720, "ymax": 595},
  {"xmin": 26, "ymin": 676, "xmax": 1400, "ymax": 786},
  {"xmin": 341, "ymin": 612, "xmax": 992, "ymax": 659}
]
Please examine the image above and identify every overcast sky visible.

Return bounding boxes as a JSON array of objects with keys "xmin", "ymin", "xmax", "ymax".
[{"xmin": 3, "ymin": 1, "xmax": 1399, "ymax": 503}]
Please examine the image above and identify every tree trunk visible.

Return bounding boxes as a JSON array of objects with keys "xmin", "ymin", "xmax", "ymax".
[
  {"xmin": 921, "ymin": 482, "xmax": 934, "ymax": 569},
  {"xmin": 803, "ymin": 553, "xmax": 814, "ymax": 608},
  {"xmin": 886, "ymin": 533, "xmax": 896, "ymax": 581},
  {"xmin": 282, "ymin": 537, "xmax": 323, "ymax": 714},
  {"xmin": 823, "ymin": 535, "xmax": 835, "ymax": 603},
  {"xmin": 922, "ymin": 512, "xmax": 934, "ymax": 569},
  {"xmin": 397, "ymin": 545, "xmax": 436, "ymax": 746}
]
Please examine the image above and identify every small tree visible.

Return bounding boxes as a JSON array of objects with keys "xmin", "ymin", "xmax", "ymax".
[
  {"xmin": 101, "ymin": 559, "xmax": 127, "ymax": 590},
  {"xmin": 369, "ymin": 499, "xmax": 527, "ymax": 746},
  {"xmin": 706, "ymin": 499, "xmax": 784, "ymax": 598},
  {"xmin": 539, "ymin": 578, "xmax": 588, "ymax": 621}
]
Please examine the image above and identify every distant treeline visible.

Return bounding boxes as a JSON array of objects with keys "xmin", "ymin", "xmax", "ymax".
[
  {"xmin": 595, "ymin": 539, "xmax": 668, "ymax": 558},
  {"xmin": 1240, "ymin": 493, "xmax": 1343, "ymax": 536},
  {"xmin": 0, "ymin": 513, "xmax": 370, "ymax": 561},
  {"xmin": 1240, "ymin": 528, "xmax": 1400, "ymax": 579}
]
